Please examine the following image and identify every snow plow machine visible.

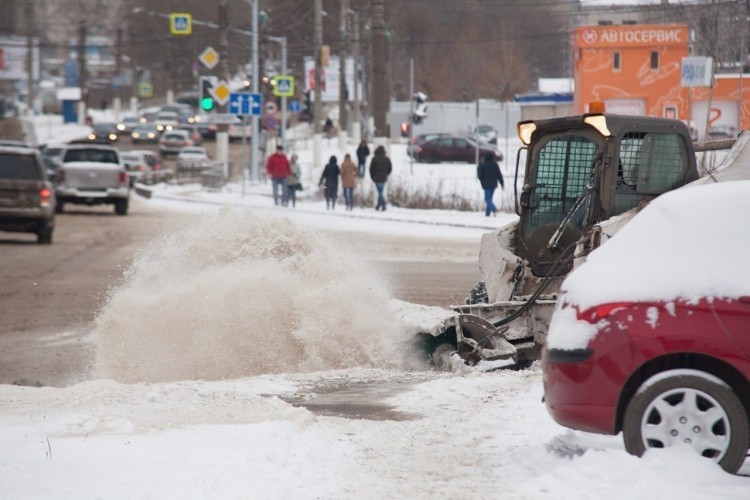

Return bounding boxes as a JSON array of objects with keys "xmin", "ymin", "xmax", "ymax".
[{"xmin": 417, "ymin": 110, "xmax": 742, "ymax": 371}]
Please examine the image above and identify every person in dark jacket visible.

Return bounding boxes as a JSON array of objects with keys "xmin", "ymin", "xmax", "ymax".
[
  {"xmin": 477, "ymin": 152, "xmax": 504, "ymax": 216},
  {"xmin": 355, "ymin": 140, "xmax": 370, "ymax": 178},
  {"xmin": 319, "ymin": 155, "xmax": 340, "ymax": 209},
  {"xmin": 369, "ymin": 145, "xmax": 393, "ymax": 211}
]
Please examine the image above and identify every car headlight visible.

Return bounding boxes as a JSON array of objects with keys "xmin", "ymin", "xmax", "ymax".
[
  {"xmin": 109, "ymin": 133, "xmax": 117, "ymax": 141},
  {"xmin": 88, "ymin": 133, "xmax": 96, "ymax": 140},
  {"xmin": 132, "ymin": 132, "xmax": 140, "ymax": 138}
]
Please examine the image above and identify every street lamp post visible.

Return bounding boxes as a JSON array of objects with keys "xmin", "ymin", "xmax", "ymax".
[
  {"xmin": 267, "ymin": 35, "xmax": 287, "ymax": 150},
  {"xmin": 250, "ymin": 0, "xmax": 260, "ymax": 183}
]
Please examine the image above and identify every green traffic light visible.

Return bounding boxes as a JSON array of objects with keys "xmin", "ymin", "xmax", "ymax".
[{"xmin": 201, "ymin": 97, "xmax": 214, "ymax": 111}]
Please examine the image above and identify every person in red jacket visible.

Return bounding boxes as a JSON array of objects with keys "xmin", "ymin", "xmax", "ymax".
[{"xmin": 265, "ymin": 145, "xmax": 292, "ymax": 206}]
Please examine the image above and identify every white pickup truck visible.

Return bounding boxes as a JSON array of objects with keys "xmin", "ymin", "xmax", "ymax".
[{"xmin": 55, "ymin": 144, "xmax": 130, "ymax": 215}]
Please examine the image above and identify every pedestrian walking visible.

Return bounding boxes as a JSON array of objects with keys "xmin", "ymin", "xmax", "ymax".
[
  {"xmin": 319, "ymin": 155, "xmax": 340, "ymax": 210},
  {"xmin": 265, "ymin": 145, "xmax": 292, "ymax": 206},
  {"xmin": 477, "ymin": 152, "xmax": 505, "ymax": 217},
  {"xmin": 369, "ymin": 145, "xmax": 392, "ymax": 211},
  {"xmin": 356, "ymin": 140, "xmax": 370, "ymax": 178},
  {"xmin": 340, "ymin": 153, "xmax": 358, "ymax": 210},
  {"xmin": 286, "ymin": 153, "xmax": 303, "ymax": 208}
]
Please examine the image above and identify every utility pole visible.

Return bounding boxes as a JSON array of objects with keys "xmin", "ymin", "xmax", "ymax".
[
  {"xmin": 25, "ymin": 0, "xmax": 34, "ymax": 115},
  {"xmin": 216, "ymin": 0, "xmax": 230, "ymax": 179},
  {"xmin": 313, "ymin": 0, "xmax": 323, "ymax": 171},
  {"xmin": 219, "ymin": 0, "xmax": 230, "ymax": 80},
  {"xmin": 268, "ymin": 36, "xmax": 288, "ymax": 149},
  {"xmin": 251, "ymin": 0, "xmax": 260, "ymax": 183},
  {"xmin": 371, "ymin": 0, "xmax": 388, "ymax": 137},
  {"xmin": 338, "ymin": 0, "xmax": 349, "ymax": 147},
  {"xmin": 352, "ymin": 9, "xmax": 361, "ymax": 144},
  {"xmin": 78, "ymin": 20, "xmax": 87, "ymax": 125},
  {"xmin": 114, "ymin": 27, "xmax": 123, "ymax": 120}
]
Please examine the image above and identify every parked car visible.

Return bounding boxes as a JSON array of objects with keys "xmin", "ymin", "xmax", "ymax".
[
  {"xmin": 121, "ymin": 150, "xmax": 166, "ymax": 185},
  {"xmin": 86, "ymin": 122, "xmax": 120, "ymax": 143},
  {"xmin": 472, "ymin": 124, "xmax": 498, "ymax": 144},
  {"xmin": 406, "ymin": 133, "xmax": 450, "ymax": 158},
  {"xmin": 0, "ymin": 145, "xmax": 55, "ymax": 243},
  {"xmin": 55, "ymin": 144, "xmax": 130, "ymax": 215},
  {"xmin": 414, "ymin": 135, "xmax": 502, "ymax": 163},
  {"xmin": 159, "ymin": 129, "xmax": 193, "ymax": 157},
  {"xmin": 543, "ymin": 180, "xmax": 750, "ymax": 474},
  {"xmin": 130, "ymin": 124, "xmax": 160, "ymax": 144}
]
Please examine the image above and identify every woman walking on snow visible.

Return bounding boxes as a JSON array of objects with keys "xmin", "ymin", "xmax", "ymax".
[
  {"xmin": 319, "ymin": 155, "xmax": 340, "ymax": 210},
  {"xmin": 286, "ymin": 154, "xmax": 302, "ymax": 208},
  {"xmin": 340, "ymin": 153, "xmax": 358, "ymax": 210}
]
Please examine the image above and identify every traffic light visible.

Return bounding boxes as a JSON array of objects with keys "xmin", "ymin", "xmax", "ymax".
[
  {"xmin": 199, "ymin": 76, "xmax": 216, "ymax": 111},
  {"xmin": 412, "ymin": 91, "xmax": 428, "ymax": 124}
]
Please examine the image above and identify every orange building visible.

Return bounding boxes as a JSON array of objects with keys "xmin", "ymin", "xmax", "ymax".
[{"xmin": 573, "ymin": 23, "xmax": 749, "ymax": 136}]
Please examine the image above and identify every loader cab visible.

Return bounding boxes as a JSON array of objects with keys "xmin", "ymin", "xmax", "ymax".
[{"xmin": 515, "ymin": 113, "xmax": 697, "ymax": 278}]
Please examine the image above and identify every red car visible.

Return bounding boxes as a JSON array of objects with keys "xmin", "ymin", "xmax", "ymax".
[
  {"xmin": 415, "ymin": 135, "xmax": 501, "ymax": 163},
  {"xmin": 543, "ymin": 180, "xmax": 750, "ymax": 474}
]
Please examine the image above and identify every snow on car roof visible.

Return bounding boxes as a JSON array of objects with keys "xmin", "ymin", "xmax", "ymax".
[{"xmin": 560, "ymin": 180, "xmax": 750, "ymax": 310}]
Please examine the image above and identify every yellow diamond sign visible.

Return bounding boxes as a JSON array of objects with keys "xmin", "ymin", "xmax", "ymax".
[
  {"xmin": 210, "ymin": 80, "xmax": 231, "ymax": 106},
  {"xmin": 199, "ymin": 46, "xmax": 219, "ymax": 70}
]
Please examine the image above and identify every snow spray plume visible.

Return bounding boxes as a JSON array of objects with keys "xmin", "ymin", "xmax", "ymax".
[{"xmin": 94, "ymin": 208, "xmax": 427, "ymax": 383}]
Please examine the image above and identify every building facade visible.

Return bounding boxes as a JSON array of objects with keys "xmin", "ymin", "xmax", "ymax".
[{"xmin": 574, "ymin": 23, "xmax": 749, "ymax": 138}]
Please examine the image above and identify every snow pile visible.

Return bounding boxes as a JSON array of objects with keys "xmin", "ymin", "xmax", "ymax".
[{"xmin": 95, "ymin": 207, "xmax": 428, "ymax": 383}]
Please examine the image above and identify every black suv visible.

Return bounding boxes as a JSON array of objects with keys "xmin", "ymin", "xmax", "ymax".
[{"xmin": 0, "ymin": 145, "xmax": 56, "ymax": 243}]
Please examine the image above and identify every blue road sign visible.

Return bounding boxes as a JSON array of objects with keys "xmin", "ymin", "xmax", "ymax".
[
  {"xmin": 229, "ymin": 92, "xmax": 262, "ymax": 116},
  {"xmin": 288, "ymin": 100, "xmax": 301, "ymax": 113}
]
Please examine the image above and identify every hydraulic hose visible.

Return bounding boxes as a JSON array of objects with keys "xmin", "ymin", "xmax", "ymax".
[{"xmin": 474, "ymin": 241, "xmax": 577, "ymax": 349}]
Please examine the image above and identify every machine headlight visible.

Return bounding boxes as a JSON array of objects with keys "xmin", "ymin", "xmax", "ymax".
[
  {"xmin": 517, "ymin": 121, "xmax": 537, "ymax": 145},
  {"xmin": 583, "ymin": 115, "xmax": 611, "ymax": 137}
]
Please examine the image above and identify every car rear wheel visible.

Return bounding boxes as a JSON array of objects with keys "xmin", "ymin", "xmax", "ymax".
[
  {"xmin": 36, "ymin": 225, "xmax": 53, "ymax": 244},
  {"xmin": 114, "ymin": 199, "xmax": 128, "ymax": 216},
  {"xmin": 623, "ymin": 369, "xmax": 749, "ymax": 474}
]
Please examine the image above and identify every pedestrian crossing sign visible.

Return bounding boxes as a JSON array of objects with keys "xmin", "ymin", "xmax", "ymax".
[
  {"xmin": 273, "ymin": 75, "xmax": 295, "ymax": 97},
  {"xmin": 170, "ymin": 13, "xmax": 192, "ymax": 35}
]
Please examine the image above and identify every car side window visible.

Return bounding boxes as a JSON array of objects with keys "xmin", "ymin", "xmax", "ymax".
[
  {"xmin": 436, "ymin": 138, "xmax": 452, "ymax": 147},
  {"xmin": 454, "ymin": 138, "xmax": 469, "ymax": 148}
]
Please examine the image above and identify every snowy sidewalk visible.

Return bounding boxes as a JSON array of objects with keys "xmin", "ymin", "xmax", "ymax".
[{"xmin": 136, "ymin": 180, "xmax": 518, "ymax": 233}]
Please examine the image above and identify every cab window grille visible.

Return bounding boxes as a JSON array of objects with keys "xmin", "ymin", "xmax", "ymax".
[
  {"xmin": 615, "ymin": 132, "xmax": 689, "ymax": 215},
  {"xmin": 524, "ymin": 136, "xmax": 595, "ymax": 235}
]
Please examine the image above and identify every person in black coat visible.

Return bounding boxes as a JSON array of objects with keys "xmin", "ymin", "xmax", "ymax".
[
  {"xmin": 369, "ymin": 145, "xmax": 392, "ymax": 211},
  {"xmin": 477, "ymin": 152, "xmax": 504, "ymax": 216},
  {"xmin": 319, "ymin": 155, "xmax": 340, "ymax": 209},
  {"xmin": 356, "ymin": 140, "xmax": 370, "ymax": 178}
]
